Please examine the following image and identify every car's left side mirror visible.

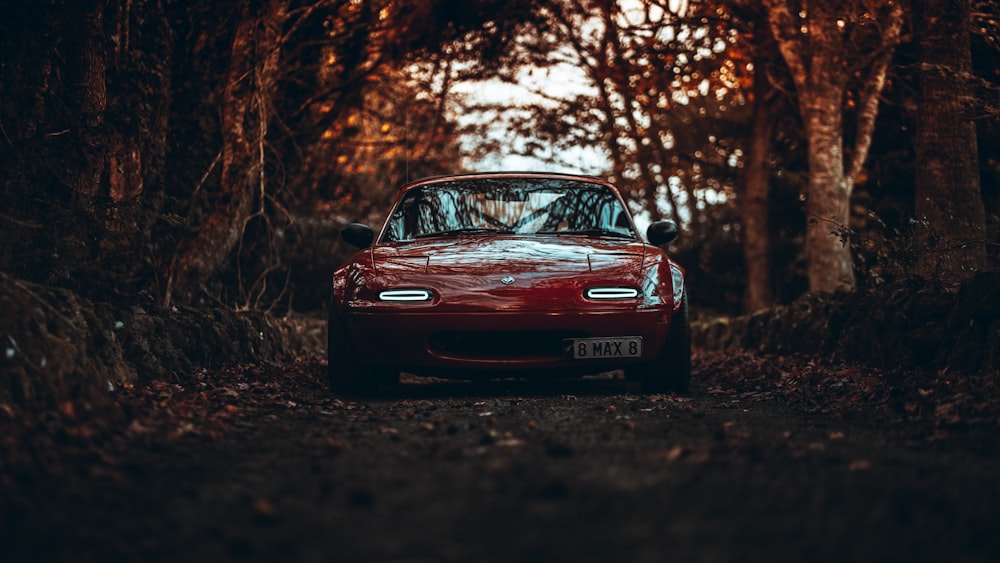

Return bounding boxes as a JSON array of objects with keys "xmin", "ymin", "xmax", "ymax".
[
  {"xmin": 646, "ymin": 220, "xmax": 678, "ymax": 246},
  {"xmin": 341, "ymin": 223, "xmax": 374, "ymax": 248}
]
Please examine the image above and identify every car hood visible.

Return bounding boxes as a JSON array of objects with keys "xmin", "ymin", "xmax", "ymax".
[{"xmin": 372, "ymin": 236, "xmax": 646, "ymax": 280}]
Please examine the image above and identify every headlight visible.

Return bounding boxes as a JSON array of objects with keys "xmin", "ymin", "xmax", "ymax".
[
  {"xmin": 584, "ymin": 287, "xmax": 640, "ymax": 300},
  {"xmin": 378, "ymin": 289, "xmax": 432, "ymax": 302},
  {"xmin": 669, "ymin": 265, "xmax": 684, "ymax": 303}
]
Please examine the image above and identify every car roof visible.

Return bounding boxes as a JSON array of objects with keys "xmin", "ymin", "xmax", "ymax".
[{"xmin": 398, "ymin": 171, "xmax": 616, "ymax": 191}]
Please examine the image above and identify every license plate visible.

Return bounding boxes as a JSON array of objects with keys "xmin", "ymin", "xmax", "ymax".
[{"xmin": 564, "ymin": 337, "xmax": 642, "ymax": 359}]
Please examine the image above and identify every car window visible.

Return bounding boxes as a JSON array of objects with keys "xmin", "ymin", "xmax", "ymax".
[{"xmin": 381, "ymin": 178, "xmax": 636, "ymax": 242}]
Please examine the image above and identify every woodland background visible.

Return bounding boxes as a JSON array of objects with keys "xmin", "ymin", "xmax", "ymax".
[{"xmin": 1, "ymin": 0, "xmax": 999, "ymax": 401}]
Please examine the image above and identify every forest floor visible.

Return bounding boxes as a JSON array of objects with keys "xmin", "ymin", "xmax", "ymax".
[{"xmin": 1, "ymin": 350, "xmax": 999, "ymax": 563}]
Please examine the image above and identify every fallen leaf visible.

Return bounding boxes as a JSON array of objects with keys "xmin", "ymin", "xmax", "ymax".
[
  {"xmin": 496, "ymin": 438, "xmax": 526, "ymax": 447},
  {"xmin": 848, "ymin": 459, "xmax": 872, "ymax": 471},
  {"xmin": 326, "ymin": 438, "xmax": 351, "ymax": 452},
  {"xmin": 252, "ymin": 498, "xmax": 276, "ymax": 518},
  {"xmin": 930, "ymin": 429, "xmax": 950, "ymax": 441},
  {"xmin": 686, "ymin": 448, "xmax": 712, "ymax": 464},
  {"xmin": 660, "ymin": 445, "xmax": 686, "ymax": 462}
]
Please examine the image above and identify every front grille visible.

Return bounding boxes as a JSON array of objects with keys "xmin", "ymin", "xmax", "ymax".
[{"xmin": 429, "ymin": 330, "xmax": 590, "ymax": 359}]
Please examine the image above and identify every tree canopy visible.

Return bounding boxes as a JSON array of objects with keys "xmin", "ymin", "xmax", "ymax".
[{"xmin": 0, "ymin": 0, "xmax": 996, "ymax": 314}]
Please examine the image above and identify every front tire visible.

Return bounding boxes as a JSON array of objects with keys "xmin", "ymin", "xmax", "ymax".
[
  {"xmin": 327, "ymin": 311, "xmax": 397, "ymax": 396},
  {"xmin": 628, "ymin": 293, "xmax": 691, "ymax": 394}
]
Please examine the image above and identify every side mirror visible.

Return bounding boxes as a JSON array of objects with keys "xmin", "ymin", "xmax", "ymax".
[
  {"xmin": 341, "ymin": 223, "xmax": 374, "ymax": 248},
  {"xmin": 646, "ymin": 220, "xmax": 678, "ymax": 246}
]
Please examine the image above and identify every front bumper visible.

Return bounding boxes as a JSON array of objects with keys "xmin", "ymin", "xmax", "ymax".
[{"xmin": 338, "ymin": 308, "xmax": 674, "ymax": 378}]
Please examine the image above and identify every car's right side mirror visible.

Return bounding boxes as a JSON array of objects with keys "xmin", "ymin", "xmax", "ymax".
[
  {"xmin": 646, "ymin": 220, "xmax": 678, "ymax": 246},
  {"xmin": 341, "ymin": 223, "xmax": 375, "ymax": 248}
]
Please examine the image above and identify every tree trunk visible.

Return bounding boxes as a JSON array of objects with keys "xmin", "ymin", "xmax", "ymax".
[
  {"xmin": 763, "ymin": 0, "xmax": 901, "ymax": 294},
  {"xmin": 803, "ymin": 92, "xmax": 855, "ymax": 293},
  {"xmin": 68, "ymin": 0, "xmax": 109, "ymax": 205},
  {"xmin": 167, "ymin": 0, "xmax": 288, "ymax": 306},
  {"xmin": 741, "ymin": 71, "xmax": 775, "ymax": 312},
  {"xmin": 913, "ymin": 0, "xmax": 987, "ymax": 283},
  {"xmin": 764, "ymin": 0, "xmax": 853, "ymax": 294}
]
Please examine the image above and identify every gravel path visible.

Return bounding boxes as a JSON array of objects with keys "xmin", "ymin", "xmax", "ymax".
[{"xmin": 2, "ymin": 353, "xmax": 999, "ymax": 562}]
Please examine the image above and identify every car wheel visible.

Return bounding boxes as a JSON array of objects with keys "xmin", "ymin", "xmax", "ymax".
[
  {"xmin": 327, "ymin": 312, "xmax": 396, "ymax": 396},
  {"xmin": 628, "ymin": 293, "xmax": 691, "ymax": 394}
]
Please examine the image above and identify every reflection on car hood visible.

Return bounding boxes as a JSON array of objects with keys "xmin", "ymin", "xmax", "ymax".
[{"xmin": 372, "ymin": 236, "xmax": 646, "ymax": 278}]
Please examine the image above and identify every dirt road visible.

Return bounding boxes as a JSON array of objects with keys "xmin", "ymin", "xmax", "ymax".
[{"xmin": 2, "ymin": 352, "xmax": 999, "ymax": 562}]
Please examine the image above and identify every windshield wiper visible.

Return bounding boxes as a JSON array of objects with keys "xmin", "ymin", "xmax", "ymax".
[
  {"xmin": 414, "ymin": 227, "xmax": 514, "ymax": 238},
  {"xmin": 534, "ymin": 228, "xmax": 634, "ymax": 239}
]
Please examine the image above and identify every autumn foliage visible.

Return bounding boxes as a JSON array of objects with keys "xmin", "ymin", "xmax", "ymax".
[{"xmin": 0, "ymin": 0, "xmax": 996, "ymax": 346}]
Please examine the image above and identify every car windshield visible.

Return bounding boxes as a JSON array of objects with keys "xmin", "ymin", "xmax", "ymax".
[{"xmin": 381, "ymin": 177, "xmax": 637, "ymax": 243}]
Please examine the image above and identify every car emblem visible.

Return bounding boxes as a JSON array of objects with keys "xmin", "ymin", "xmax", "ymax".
[{"xmin": 501, "ymin": 276, "xmax": 515, "ymax": 285}]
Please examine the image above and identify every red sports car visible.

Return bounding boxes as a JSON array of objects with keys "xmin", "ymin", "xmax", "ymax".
[{"xmin": 329, "ymin": 172, "xmax": 689, "ymax": 394}]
